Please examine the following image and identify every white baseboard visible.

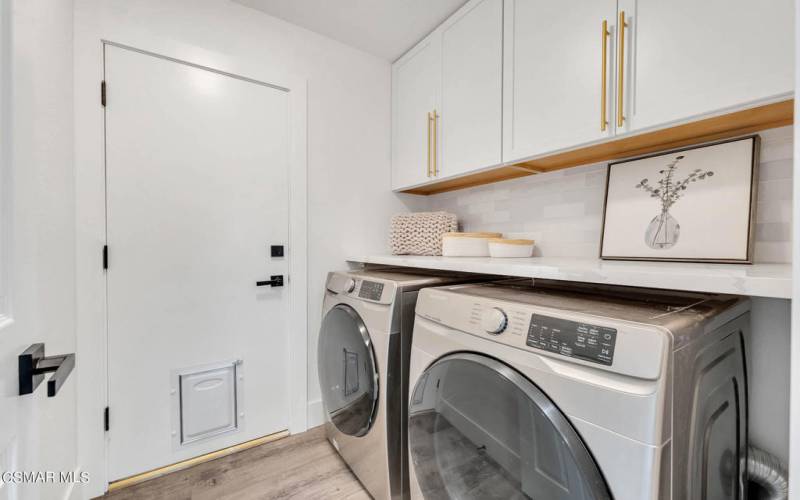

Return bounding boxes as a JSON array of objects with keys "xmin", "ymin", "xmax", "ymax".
[{"xmin": 306, "ymin": 399, "xmax": 325, "ymax": 429}]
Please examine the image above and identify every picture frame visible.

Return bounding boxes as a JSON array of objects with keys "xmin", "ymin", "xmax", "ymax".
[{"xmin": 599, "ymin": 135, "xmax": 760, "ymax": 263}]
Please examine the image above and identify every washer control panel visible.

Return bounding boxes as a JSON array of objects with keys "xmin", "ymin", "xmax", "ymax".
[
  {"xmin": 526, "ymin": 314, "xmax": 617, "ymax": 366},
  {"xmin": 417, "ymin": 287, "xmax": 668, "ymax": 379}
]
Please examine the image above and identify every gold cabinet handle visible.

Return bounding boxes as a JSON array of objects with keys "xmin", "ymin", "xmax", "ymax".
[
  {"xmin": 427, "ymin": 112, "xmax": 433, "ymax": 177},
  {"xmin": 432, "ymin": 110, "xmax": 439, "ymax": 176},
  {"xmin": 600, "ymin": 19, "xmax": 609, "ymax": 131},
  {"xmin": 617, "ymin": 11, "xmax": 628, "ymax": 128}
]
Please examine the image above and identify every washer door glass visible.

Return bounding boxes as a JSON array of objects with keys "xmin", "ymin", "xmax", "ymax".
[
  {"xmin": 409, "ymin": 353, "xmax": 611, "ymax": 500},
  {"xmin": 319, "ymin": 304, "xmax": 379, "ymax": 437}
]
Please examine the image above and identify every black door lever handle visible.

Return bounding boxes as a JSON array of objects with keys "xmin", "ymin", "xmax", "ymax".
[
  {"xmin": 19, "ymin": 343, "xmax": 76, "ymax": 397},
  {"xmin": 256, "ymin": 275, "xmax": 284, "ymax": 287}
]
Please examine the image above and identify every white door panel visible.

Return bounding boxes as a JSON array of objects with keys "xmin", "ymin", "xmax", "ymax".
[
  {"xmin": 620, "ymin": 0, "xmax": 794, "ymax": 133},
  {"xmin": 392, "ymin": 35, "xmax": 441, "ymax": 190},
  {"xmin": 440, "ymin": 0, "xmax": 503, "ymax": 178},
  {"xmin": 105, "ymin": 45, "xmax": 290, "ymax": 480},
  {"xmin": 0, "ymin": 1, "xmax": 78, "ymax": 499},
  {"xmin": 504, "ymin": 0, "xmax": 617, "ymax": 163}
]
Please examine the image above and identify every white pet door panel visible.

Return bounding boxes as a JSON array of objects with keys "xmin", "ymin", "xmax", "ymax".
[{"xmin": 172, "ymin": 361, "xmax": 244, "ymax": 447}]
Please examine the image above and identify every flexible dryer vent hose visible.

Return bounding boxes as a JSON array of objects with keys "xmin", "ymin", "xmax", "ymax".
[{"xmin": 748, "ymin": 446, "xmax": 788, "ymax": 500}]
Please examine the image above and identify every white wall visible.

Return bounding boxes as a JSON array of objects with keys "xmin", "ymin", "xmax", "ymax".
[
  {"xmin": 427, "ymin": 126, "xmax": 794, "ymax": 464},
  {"xmin": 73, "ymin": 1, "xmax": 425, "ymax": 495},
  {"xmin": 748, "ymin": 297, "xmax": 791, "ymax": 463},
  {"xmin": 1, "ymin": 0, "xmax": 79, "ymax": 498}
]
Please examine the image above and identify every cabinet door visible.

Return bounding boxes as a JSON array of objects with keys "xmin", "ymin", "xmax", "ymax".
[
  {"xmin": 503, "ymin": 0, "xmax": 617, "ymax": 164},
  {"xmin": 439, "ymin": 0, "xmax": 503, "ymax": 178},
  {"xmin": 392, "ymin": 34, "xmax": 441, "ymax": 190},
  {"xmin": 619, "ymin": 0, "xmax": 794, "ymax": 134}
]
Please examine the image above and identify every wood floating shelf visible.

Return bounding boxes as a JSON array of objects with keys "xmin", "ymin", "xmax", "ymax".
[{"xmin": 402, "ymin": 99, "xmax": 794, "ymax": 195}]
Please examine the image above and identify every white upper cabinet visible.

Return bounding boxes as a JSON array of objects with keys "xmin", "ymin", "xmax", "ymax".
[
  {"xmin": 618, "ymin": 0, "xmax": 794, "ymax": 134},
  {"xmin": 392, "ymin": 34, "xmax": 441, "ymax": 190},
  {"xmin": 503, "ymin": 0, "xmax": 618, "ymax": 164},
  {"xmin": 439, "ymin": 0, "xmax": 503, "ymax": 178},
  {"xmin": 391, "ymin": 0, "xmax": 794, "ymax": 192}
]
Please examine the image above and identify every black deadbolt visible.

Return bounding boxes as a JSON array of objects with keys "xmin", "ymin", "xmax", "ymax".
[{"xmin": 271, "ymin": 245, "xmax": 284, "ymax": 258}]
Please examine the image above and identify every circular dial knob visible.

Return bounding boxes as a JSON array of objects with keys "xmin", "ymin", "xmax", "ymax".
[
  {"xmin": 343, "ymin": 278, "xmax": 356, "ymax": 293},
  {"xmin": 481, "ymin": 307, "xmax": 508, "ymax": 334}
]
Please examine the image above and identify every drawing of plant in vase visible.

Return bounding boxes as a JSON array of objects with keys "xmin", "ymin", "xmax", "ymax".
[{"xmin": 634, "ymin": 155, "xmax": 714, "ymax": 249}]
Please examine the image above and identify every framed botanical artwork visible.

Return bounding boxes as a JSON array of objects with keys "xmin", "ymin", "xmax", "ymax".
[{"xmin": 600, "ymin": 135, "xmax": 760, "ymax": 263}]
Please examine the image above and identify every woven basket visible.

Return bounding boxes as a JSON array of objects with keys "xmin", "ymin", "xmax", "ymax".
[{"xmin": 389, "ymin": 212, "xmax": 458, "ymax": 256}]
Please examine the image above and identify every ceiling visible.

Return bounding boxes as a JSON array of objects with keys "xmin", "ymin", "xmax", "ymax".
[{"xmin": 233, "ymin": 0, "xmax": 469, "ymax": 61}]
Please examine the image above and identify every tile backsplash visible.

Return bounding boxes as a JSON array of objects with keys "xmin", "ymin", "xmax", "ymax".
[{"xmin": 428, "ymin": 126, "xmax": 793, "ymax": 263}]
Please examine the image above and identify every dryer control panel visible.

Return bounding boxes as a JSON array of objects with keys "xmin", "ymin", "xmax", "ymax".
[
  {"xmin": 526, "ymin": 314, "xmax": 617, "ymax": 366},
  {"xmin": 358, "ymin": 280, "xmax": 385, "ymax": 301},
  {"xmin": 326, "ymin": 273, "xmax": 393, "ymax": 304}
]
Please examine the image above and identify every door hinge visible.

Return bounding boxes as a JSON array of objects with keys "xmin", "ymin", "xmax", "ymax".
[
  {"xmin": 104, "ymin": 406, "xmax": 110, "ymax": 431},
  {"xmin": 103, "ymin": 245, "xmax": 108, "ymax": 270},
  {"xmin": 101, "ymin": 80, "xmax": 106, "ymax": 107}
]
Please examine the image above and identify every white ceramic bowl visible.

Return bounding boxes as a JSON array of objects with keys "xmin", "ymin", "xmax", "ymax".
[
  {"xmin": 441, "ymin": 232, "xmax": 502, "ymax": 257},
  {"xmin": 488, "ymin": 238, "xmax": 535, "ymax": 258}
]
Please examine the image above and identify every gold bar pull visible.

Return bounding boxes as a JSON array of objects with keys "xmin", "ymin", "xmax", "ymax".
[
  {"xmin": 600, "ymin": 19, "xmax": 609, "ymax": 131},
  {"xmin": 432, "ymin": 110, "xmax": 439, "ymax": 177},
  {"xmin": 617, "ymin": 11, "xmax": 628, "ymax": 128},
  {"xmin": 426, "ymin": 111, "xmax": 433, "ymax": 177}
]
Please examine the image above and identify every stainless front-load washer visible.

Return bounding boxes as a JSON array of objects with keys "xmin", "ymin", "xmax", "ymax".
[
  {"xmin": 408, "ymin": 279, "xmax": 749, "ymax": 499},
  {"xmin": 318, "ymin": 269, "xmax": 478, "ymax": 499}
]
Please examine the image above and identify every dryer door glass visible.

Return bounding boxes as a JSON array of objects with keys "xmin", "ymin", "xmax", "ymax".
[
  {"xmin": 319, "ymin": 304, "xmax": 379, "ymax": 437},
  {"xmin": 408, "ymin": 353, "xmax": 611, "ymax": 500}
]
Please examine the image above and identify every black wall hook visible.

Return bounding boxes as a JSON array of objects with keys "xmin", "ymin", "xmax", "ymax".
[{"xmin": 19, "ymin": 343, "xmax": 75, "ymax": 397}]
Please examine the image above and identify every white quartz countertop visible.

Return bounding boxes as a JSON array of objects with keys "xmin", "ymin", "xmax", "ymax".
[{"xmin": 347, "ymin": 255, "xmax": 792, "ymax": 299}]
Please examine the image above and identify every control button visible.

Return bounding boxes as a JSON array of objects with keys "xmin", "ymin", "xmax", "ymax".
[
  {"xmin": 481, "ymin": 307, "xmax": 508, "ymax": 335},
  {"xmin": 343, "ymin": 278, "xmax": 356, "ymax": 293}
]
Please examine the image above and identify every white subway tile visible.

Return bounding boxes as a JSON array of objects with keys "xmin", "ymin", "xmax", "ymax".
[
  {"xmin": 753, "ymin": 241, "xmax": 792, "ymax": 263},
  {"xmin": 756, "ymin": 200, "xmax": 792, "ymax": 223},
  {"xmin": 759, "ymin": 138, "xmax": 793, "ymax": 163},
  {"xmin": 758, "ymin": 159, "xmax": 793, "ymax": 181},
  {"xmin": 759, "ymin": 179, "xmax": 793, "ymax": 201},
  {"xmin": 542, "ymin": 202, "xmax": 585, "ymax": 219},
  {"xmin": 755, "ymin": 222, "xmax": 791, "ymax": 242},
  {"xmin": 482, "ymin": 211, "xmax": 511, "ymax": 224},
  {"xmin": 467, "ymin": 201, "xmax": 495, "ymax": 215}
]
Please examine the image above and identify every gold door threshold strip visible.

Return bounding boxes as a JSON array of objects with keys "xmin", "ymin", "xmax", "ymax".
[{"xmin": 108, "ymin": 429, "xmax": 290, "ymax": 492}]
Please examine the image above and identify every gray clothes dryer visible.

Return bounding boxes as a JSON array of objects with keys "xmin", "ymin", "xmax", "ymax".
[
  {"xmin": 407, "ymin": 279, "xmax": 749, "ymax": 500},
  {"xmin": 318, "ymin": 269, "xmax": 479, "ymax": 500}
]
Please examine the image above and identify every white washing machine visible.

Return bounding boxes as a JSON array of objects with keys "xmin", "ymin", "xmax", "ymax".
[
  {"xmin": 407, "ymin": 279, "xmax": 749, "ymax": 500},
  {"xmin": 318, "ymin": 269, "xmax": 479, "ymax": 500}
]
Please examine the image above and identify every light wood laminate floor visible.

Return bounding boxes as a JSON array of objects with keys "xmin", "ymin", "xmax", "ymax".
[{"xmin": 100, "ymin": 426, "xmax": 370, "ymax": 499}]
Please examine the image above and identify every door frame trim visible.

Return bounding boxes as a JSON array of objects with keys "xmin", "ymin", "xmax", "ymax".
[{"xmin": 75, "ymin": 37, "xmax": 308, "ymax": 497}]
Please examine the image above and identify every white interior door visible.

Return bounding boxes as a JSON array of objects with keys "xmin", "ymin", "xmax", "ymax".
[
  {"xmin": 104, "ymin": 44, "xmax": 291, "ymax": 480},
  {"xmin": 0, "ymin": 1, "xmax": 79, "ymax": 498}
]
